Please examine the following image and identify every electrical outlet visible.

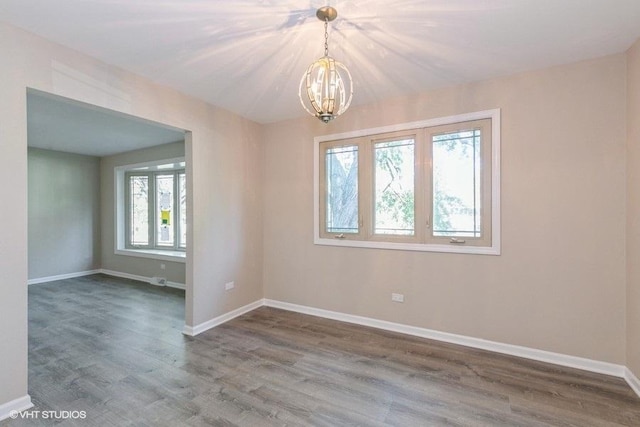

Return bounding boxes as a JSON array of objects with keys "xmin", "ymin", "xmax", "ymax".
[
  {"xmin": 225, "ymin": 281, "xmax": 235, "ymax": 291},
  {"xmin": 391, "ymin": 293, "xmax": 404, "ymax": 303}
]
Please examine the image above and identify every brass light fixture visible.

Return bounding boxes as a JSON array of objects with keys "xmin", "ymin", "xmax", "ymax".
[{"xmin": 299, "ymin": 6, "xmax": 353, "ymax": 123}]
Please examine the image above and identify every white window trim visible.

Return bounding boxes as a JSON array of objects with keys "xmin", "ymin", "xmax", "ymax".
[
  {"xmin": 313, "ymin": 109, "xmax": 501, "ymax": 255},
  {"xmin": 115, "ymin": 157, "xmax": 186, "ymax": 262}
]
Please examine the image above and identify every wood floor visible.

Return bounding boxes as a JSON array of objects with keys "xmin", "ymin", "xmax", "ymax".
[{"xmin": 3, "ymin": 274, "xmax": 640, "ymax": 426}]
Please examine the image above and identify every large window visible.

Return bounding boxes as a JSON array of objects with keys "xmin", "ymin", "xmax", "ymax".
[
  {"xmin": 125, "ymin": 169, "xmax": 186, "ymax": 251},
  {"xmin": 315, "ymin": 109, "xmax": 500, "ymax": 254},
  {"xmin": 115, "ymin": 158, "xmax": 186, "ymax": 261}
]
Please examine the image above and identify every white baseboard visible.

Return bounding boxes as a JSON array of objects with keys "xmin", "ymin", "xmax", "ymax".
[
  {"xmin": 0, "ymin": 395, "xmax": 33, "ymax": 422},
  {"xmin": 166, "ymin": 281, "xmax": 186, "ymax": 290},
  {"xmin": 27, "ymin": 269, "xmax": 186, "ymax": 290},
  {"xmin": 99, "ymin": 269, "xmax": 186, "ymax": 290},
  {"xmin": 183, "ymin": 299, "xmax": 264, "ymax": 336},
  {"xmin": 625, "ymin": 367, "xmax": 640, "ymax": 398},
  {"xmin": 263, "ymin": 299, "xmax": 628, "ymax": 380},
  {"xmin": 28, "ymin": 270, "xmax": 101, "ymax": 285},
  {"xmin": 100, "ymin": 269, "xmax": 148, "ymax": 283}
]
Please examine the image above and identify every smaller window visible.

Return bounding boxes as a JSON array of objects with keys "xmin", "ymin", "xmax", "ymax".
[
  {"xmin": 373, "ymin": 136, "xmax": 416, "ymax": 237},
  {"xmin": 179, "ymin": 172, "xmax": 187, "ymax": 249},
  {"xmin": 320, "ymin": 143, "xmax": 360, "ymax": 237},
  {"xmin": 129, "ymin": 175, "xmax": 150, "ymax": 246},
  {"xmin": 427, "ymin": 119, "xmax": 492, "ymax": 248},
  {"xmin": 432, "ymin": 129, "xmax": 483, "ymax": 237},
  {"xmin": 156, "ymin": 174, "xmax": 175, "ymax": 247}
]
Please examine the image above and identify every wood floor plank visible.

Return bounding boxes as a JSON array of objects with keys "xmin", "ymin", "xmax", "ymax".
[{"xmin": 2, "ymin": 274, "xmax": 639, "ymax": 426}]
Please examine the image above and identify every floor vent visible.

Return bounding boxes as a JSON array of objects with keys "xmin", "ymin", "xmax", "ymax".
[{"xmin": 150, "ymin": 277, "xmax": 167, "ymax": 286}]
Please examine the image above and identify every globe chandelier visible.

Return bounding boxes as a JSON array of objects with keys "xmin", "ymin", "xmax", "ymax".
[{"xmin": 299, "ymin": 6, "xmax": 353, "ymax": 123}]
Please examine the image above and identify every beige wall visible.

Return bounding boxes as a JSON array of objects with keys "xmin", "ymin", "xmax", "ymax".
[
  {"xmin": 263, "ymin": 54, "xmax": 627, "ymax": 364},
  {"xmin": 0, "ymin": 23, "xmax": 263, "ymax": 406},
  {"xmin": 627, "ymin": 39, "xmax": 640, "ymax": 377},
  {"xmin": 100, "ymin": 141, "xmax": 186, "ymax": 284},
  {"xmin": 28, "ymin": 148, "xmax": 101, "ymax": 280}
]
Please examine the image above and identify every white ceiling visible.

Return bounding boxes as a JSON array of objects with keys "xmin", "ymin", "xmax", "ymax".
[
  {"xmin": 4, "ymin": 1, "xmax": 640, "ymax": 124},
  {"xmin": 27, "ymin": 90, "xmax": 185, "ymax": 157}
]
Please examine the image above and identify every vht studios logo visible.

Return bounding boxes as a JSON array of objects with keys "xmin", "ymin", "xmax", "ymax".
[{"xmin": 10, "ymin": 410, "xmax": 87, "ymax": 420}]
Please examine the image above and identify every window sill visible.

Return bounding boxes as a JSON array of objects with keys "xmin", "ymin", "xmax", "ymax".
[
  {"xmin": 115, "ymin": 249, "xmax": 186, "ymax": 263},
  {"xmin": 314, "ymin": 237, "xmax": 500, "ymax": 255}
]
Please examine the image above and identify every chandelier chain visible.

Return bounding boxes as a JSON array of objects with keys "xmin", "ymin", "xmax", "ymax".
[{"xmin": 324, "ymin": 18, "xmax": 329, "ymax": 57}]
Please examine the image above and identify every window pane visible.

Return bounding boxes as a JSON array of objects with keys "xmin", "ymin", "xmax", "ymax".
[
  {"xmin": 374, "ymin": 139, "xmax": 415, "ymax": 235},
  {"xmin": 326, "ymin": 145, "xmax": 359, "ymax": 233},
  {"xmin": 130, "ymin": 176, "xmax": 149, "ymax": 246},
  {"xmin": 156, "ymin": 174, "xmax": 175, "ymax": 247},
  {"xmin": 432, "ymin": 129, "xmax": 482, "ymax": 237},
  {"xmin": 179, "ymin": 173, "xmax": 187, "ymax": 248}
]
